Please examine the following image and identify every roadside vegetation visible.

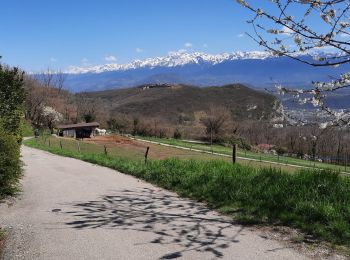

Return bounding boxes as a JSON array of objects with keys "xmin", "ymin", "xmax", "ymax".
[
  {"xmin": 21, "ymin": 121, "xmax": 33, "ymax": 137},
  {"xmin": 0, "ymin": 62, "xmax": 25, "ymax": 199},
  {"xmin": 25, "ymin": 136, "xmax": 350, "ymax": 247}
]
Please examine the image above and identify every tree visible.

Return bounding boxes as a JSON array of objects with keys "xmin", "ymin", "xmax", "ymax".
[
  {"xmin": 200, "ymin": 106, "xmax": 231, "ymax": 145},
  {"xmin": 42, "ymin": 106, "xmax": 63, "ymax": 133},
  {"xmin": 236, "ymin": 0, "xmax": 350, "ymax": 127},
  {"xmin": 24, "ymin": 76, "xmax": 48, "ymax": 127},
  {"xmin": 34, "ymin": 67, "xmax": 66, "ymax": 94},
  {"xmin": 75, "ymin": 93, "xmax": 97, "ymax": 123}
]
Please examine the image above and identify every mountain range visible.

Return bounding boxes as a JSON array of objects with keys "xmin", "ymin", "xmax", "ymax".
[{"xmin": 63, "ymin": 51, "xmax": 350, "ymax": 93}]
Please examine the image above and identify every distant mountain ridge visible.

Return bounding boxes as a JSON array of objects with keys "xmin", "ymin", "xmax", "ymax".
[
  {"xmin": 65, "ymin": 51, "xmax": 271, "ymax": 74},
  {"xmin": 63, "ymin": 51, "xmax": 350, "ymax": 92}
]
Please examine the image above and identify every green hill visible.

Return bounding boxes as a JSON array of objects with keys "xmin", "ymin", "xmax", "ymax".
[{"xmin": 84, "ymin": 84, "xmax": 281, "ymax": 124}]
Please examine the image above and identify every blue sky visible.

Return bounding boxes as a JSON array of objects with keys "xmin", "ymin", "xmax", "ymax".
[{"xmin": 0, "ymin": 0, "xmax": 316, "ymax": 71}]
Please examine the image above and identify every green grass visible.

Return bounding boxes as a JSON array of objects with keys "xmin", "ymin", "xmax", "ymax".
[
  {"xmin": 24, "ymin": 137, "xmax": 350, "ymax": 247},
  {"xmin": 136, "ymin": 136, "xmax": 350, "ymax": 173},
  {"xmin": 21, "ymin": 121, "xmax": 33, "ymax": 137}
]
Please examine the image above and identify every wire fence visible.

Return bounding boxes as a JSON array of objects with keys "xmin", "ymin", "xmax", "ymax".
[
  {"xmin": 34, "ymin": 136, "xmax": 233, "ymax": 163},
  {"xmin": 133, "ymin": 136, "xmax": 350, "ymax": 174},
  {"xmin": 33, "ymin": 135, "xmax": 350, "ymax": 174}
]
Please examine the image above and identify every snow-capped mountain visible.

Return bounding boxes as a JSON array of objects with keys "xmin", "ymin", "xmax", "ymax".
[
  {"xmin": 63, "ymin": 51, "xmax": 350, "ymax": 92},
  {"xmin": 65, "ymin": 51, "xmax": 271, "ymax": 74}
]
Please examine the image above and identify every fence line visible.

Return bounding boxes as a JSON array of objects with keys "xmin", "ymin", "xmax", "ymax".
[
  {"xmin": 134, "ymin": 138, "xmax": 350, "ymax": 175},
  {"xmin": 36, "ymin": 136, "xmax": 350, "ymax": 175}
]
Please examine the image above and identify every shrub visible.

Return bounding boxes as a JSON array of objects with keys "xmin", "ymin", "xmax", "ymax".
[
  {"xmin": 0, "ymin": 125, "xmax": 22, "ymax": 197},
  {"xmin": 173, "ymin": 128, "xmax": 182, "ymax": 139},
  {"xmin": 0, "ymin": 62, "xmax": 25, "ymax": 198},
  {"xmin": 0, "ymin": 64, "xmax": 25, "ymax": 142}
]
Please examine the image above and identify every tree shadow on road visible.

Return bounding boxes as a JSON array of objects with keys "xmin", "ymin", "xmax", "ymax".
[{"xmin": 62, "ymin": 187, "xmax": 244, "ymax": 259}]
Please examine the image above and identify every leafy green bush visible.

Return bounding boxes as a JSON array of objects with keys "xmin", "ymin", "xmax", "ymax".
[
  {"xmin": 0, "ymin": 125, "xmax": 22, "ymax": 197},
  {"xmin": 226, "ymin": 136, "xmax": 251, "ymax": 150},
  {"xmin": 0, "ymin": 64, "xmax": 25, "ymax": 142},
  {"xmin": 0, "ymin": 62, "xmax": 25, "ymax": 198}
]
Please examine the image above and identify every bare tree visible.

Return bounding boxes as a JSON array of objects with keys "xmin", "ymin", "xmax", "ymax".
[
  {"xmin": 200, "ymin": 106, "xmax": 231, "ymax": 145},
  {"xmin": 24, "ymin": 76, "xmax": 48, "ymax": 127},
  {"xmin": 75, "ymin": 93, "xmax": 97, "ymax": 123},
  {"xmin": 236, "ymin": 0, "xmax": 350, "ymax": 126},
  {"xmin": 34, "ymin": 67, "xmax": 66, "ymax": 93}
]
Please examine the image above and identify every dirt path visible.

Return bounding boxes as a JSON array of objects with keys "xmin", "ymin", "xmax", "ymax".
[{"xmin": 0, "ymin": 146, "xmax": 308, "ymax": 260}]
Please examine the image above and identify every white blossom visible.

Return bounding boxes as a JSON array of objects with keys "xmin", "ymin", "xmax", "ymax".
[{"xmin": 42, "ymin": 106, "xmax": 63, "ymax": 123}]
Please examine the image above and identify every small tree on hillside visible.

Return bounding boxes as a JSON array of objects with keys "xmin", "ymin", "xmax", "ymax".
[
  {"xmin": 34, "ymin": 67, "xmax": 66, "ymax": 94},
  {"xmin": 75, "ymin": 93, "xmax": 97, "ymax": 123},
  {"xmin": 200, "ymin": 106, "xmax": 231, "ymax": 145}
]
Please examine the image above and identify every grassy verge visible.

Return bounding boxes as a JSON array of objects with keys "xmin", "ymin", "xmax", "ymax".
[
  {"xmin": 24, "ymin": 138, "xmax": 350, "ymax": 247},
  {"xmin": 21, "ymin": 121, "xmax": 33, "ymax": 137},
  {"xmin": 135, "ymin": 136, "xmax": 350, "ymax": 173}
]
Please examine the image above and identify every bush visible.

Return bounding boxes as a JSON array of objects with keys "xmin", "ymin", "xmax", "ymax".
[
  {"xmin": 173, "ymin": 128, "xmax": 182, "ymax": 139},
  {"xmin": 0, "ymin": 64, "xmax": 25, "ymax": 142},
  {"xmin": 0, "ymin": 125, "xmax": 22, "ymax": 197},
  {"xmin": 227, "ymin": 136, "xmax": 251, "ymax": 150},
  {"xmin": 0, "ymin": 62, "xmax": 25, "ymax": 198}
]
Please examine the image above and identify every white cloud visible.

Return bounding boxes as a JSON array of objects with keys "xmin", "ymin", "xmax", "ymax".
[
  {"xmin": 136, "ymin": 48, "xmax": 143, "ymax": 53},
  {"xmin": 237, "ymin": 33, "xmax": 245, "ymax": 38},
  {"xmin": 281, "ymin": 26, "xmax": 294, "ymax": 35},
  {"xmin": 105, "ymin": 55, "xmax": 117, "ymax": 62},
  {"xmin": 81, "ymin": 58, "xmax": 90, "ymax": 66},
  {"xmin": 49, "ymin": 57, "xmax": 57, "ymax": 62},
  {"xmin": 184, "ymin": 42, "xmax": 193, "ymax": 48},
  {"xmin": 168, "ymin": 49, "xmax": 187, "ymax": 55},
  {"xmin": 340, "ymin": 33, "xmax": 350, "ymax": 38}
]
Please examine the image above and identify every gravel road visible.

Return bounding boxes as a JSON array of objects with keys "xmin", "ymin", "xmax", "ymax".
[{"xmin": 0, "ymin": 146, "xmax": 308, "ymax": 260}]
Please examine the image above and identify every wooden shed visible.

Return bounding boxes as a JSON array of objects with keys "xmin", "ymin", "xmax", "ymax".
[{"xmin": 57, "ymin": 122, "xmax": 100, "ymax": 139}]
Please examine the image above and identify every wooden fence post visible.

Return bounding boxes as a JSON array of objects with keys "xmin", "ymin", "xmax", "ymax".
[
  {"xmin": 60, "ymin": 140, "xmax": 63, "ymax": 149},
  {"xmin": 232, "ymin": 144, "xmax": 237, "ymax": 164},
  {"xmin": 145, "ymin": 146, "xmax": 150, "ymax": 164},
  {"xmin": 77, "ymin": 141, "xmax": 81, "ymax": 153},
  {"xmin": 345, "ymin": 154, "xmax": 348, "ymax": 172},
  {"xmin": 48, "ymin": 140, "xmax": 51, "ymax": 147},
  {"xmin": 104, "ymin": 145, "xmax": 108, "ymax": 156}
]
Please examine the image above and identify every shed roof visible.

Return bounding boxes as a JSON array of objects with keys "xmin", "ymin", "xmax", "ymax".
[{"xmin": 57, "ymin": 122, "xmax": 99, "ymax": 130}]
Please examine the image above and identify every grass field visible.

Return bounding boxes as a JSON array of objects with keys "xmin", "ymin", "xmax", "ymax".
[
  {"xmin": 32, "ymin": 135, "xmax": 299, "ymax": 172},
  {"xmin": 24, "ymin": 136, "xmax": 350, "ymax": 248},
  {"xmin": 135, "ymin": 136, "xmax": 350, "ymax": 173}
]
